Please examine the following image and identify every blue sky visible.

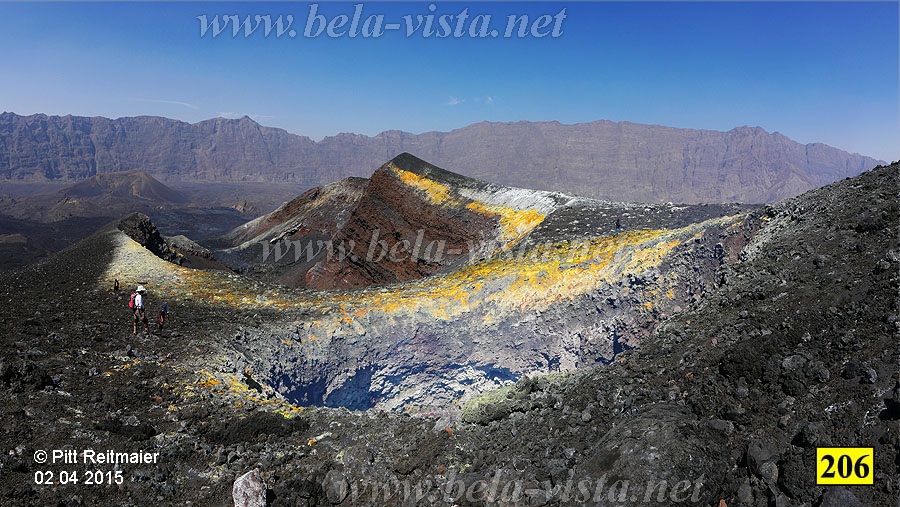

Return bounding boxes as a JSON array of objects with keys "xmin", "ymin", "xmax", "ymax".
[{"xmin": 0, "ymin": 1, "xmax": 897, "ymax": 161}]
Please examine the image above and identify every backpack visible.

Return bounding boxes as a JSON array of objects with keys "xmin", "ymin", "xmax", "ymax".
[{"xmin": 129, "ymin": 292, "xmax": 137, "ymax": 309}]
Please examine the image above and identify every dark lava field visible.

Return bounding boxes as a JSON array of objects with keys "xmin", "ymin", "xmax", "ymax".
[{"xmin": 0, "ymin": 158, "xmax": 897, "ymax": 507}]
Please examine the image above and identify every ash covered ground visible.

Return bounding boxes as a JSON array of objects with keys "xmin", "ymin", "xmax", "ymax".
[{"xmin": 0, "ymin": 162, "xmax": 897, "ymax": 506}]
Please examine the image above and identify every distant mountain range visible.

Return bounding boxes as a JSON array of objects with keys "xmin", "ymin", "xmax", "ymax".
[{"xmin": 0, "ymin": 112, "xmax": 884, "ymax": 203}]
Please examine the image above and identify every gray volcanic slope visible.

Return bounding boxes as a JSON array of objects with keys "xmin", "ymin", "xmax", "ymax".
[
  {"xmin": 0, "ymin": 162, "xmax": 896, "ymax": 506},
  {"xmin": 0, "ymin": 112, "xmax": 885, "ymax": 203}
]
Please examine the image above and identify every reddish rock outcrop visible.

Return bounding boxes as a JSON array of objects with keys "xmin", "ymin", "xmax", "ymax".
[{"xmin": 305, "ymin": 154, "xmax": 502, "ymax": 289}]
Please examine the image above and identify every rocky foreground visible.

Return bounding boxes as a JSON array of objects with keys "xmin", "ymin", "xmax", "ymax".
[{"xmin": 0, "ymin": 163, "xmax": 897, "ymax": 506}]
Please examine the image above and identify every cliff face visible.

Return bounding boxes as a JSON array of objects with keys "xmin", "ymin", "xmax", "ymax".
[
  {"xmin": 417, "ymin": 122, "xmax": 874, "ymax": 203},
  {"xmin": 0, "ymin": 113, "xmax": 321, "ymax": 184},
  {"xmin": 0, "ymin": 113, "xmax": 884, "ymax": 203}
]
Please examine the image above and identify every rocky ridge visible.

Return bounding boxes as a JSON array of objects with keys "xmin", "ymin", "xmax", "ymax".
[{"xmin": 215, "ymin": 153, "xmax": 751, "ymax": 292}]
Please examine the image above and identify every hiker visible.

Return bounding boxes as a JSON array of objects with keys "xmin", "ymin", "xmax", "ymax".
[
  {"xmin": 130, "ymin": 285, "xmax": 149, "ymax": 334},
  {"xmin": 113, "ymin": 278, "xmax": 119, "ymax": 293},
  {"xmin": 157, "ymin": 302, "xmax": 169, "ymax": 333}
]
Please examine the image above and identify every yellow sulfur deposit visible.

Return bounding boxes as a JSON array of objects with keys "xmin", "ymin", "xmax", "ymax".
[
  {"xmin": 391, "ymin": 162, "xmax": 547, "ymax": 247},
  {"xmin": 465, "ymin": 201, "xmax": 546, "ymax": 246},
  {"xmin": 392, "ymin": 165, "xmax": 454, "ymax": 205}
]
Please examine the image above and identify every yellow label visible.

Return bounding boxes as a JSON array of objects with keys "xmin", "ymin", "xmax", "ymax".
[{"xmin": 816, "ymin": 447, "xmax": 874, "ymax": 485}]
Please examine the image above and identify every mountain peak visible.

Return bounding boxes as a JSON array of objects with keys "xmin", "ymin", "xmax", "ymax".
[
  {"xmin": 61, "ymin": 169, "xmax": 187, "ymax": 203},
  {"xmin": 383, "ymin": 152, "xmax": 483, "ymax": 190}
]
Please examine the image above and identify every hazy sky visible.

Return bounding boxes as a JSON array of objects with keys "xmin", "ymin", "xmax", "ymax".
[{"xmin": 0, "ymin": 1, "xmax": 897, "ymax": 161}]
